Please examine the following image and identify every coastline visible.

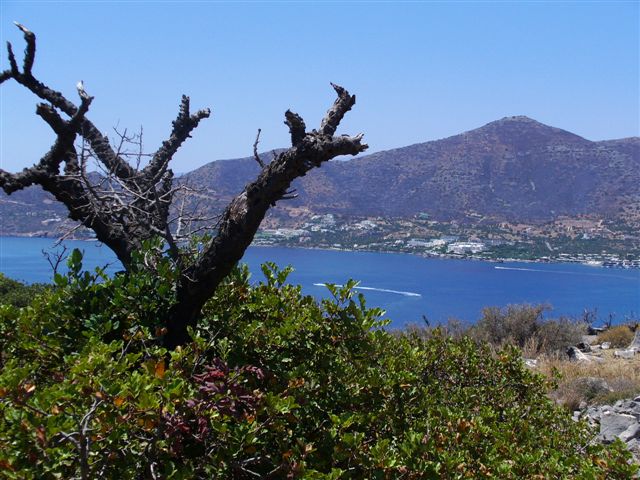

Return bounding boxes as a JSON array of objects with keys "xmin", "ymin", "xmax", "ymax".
[
  {"xmin": 249, "ymin": 242, "xmax": 639, "ymax": 270},
  {"xmin": 2, "ymin": 233, "xmax": 638, "ymax": 270}
]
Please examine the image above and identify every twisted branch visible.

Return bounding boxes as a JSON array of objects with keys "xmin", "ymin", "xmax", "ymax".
[
  {"xmin": 2, "ymin": 23, "xmax": 368, "ymax": 349},
  {"xmin": 284, "ymin": 110, "xmax": 306, "ymax": 146},
  {"xmin": 142, "ymin": 95, "xmax": 211, "ymax": 183},
  {"xmin": 319, "ymin": 82, "xmax": 356, "ymax": 136},
  {"xmin": 253, "ymin": 129, "xmax": 265, "ymax": 168}
]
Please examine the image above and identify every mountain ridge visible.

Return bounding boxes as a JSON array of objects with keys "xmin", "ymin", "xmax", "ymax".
[
  {"xmin": 180, "ymin": 116, "xmax": 638, "ymax": 225},
  {"xmin": 1, "ymin": 116, "xmax": 638, "ymax": 237}
]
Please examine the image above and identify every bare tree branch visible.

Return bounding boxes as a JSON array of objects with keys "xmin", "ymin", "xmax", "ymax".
[
  {"xmin": 0, "ymin": 90, "xmax": 92, "ymax": 193},
  {"xmin": 42, "ymin": 245, "xmax": 69, "ymax": 275},
  {"xmin": 142, "ymin": 95, "xmax": 211, "ymax": 183},
  {"xmin": 3, "ymin": 23, "xmax": 136, "ymax": 181},
  {"xmin": 284, "ymin": 110, "xmax": 306, "ymax": 146},
  {"xmin": 0, "ymin": 69, "xmax": 11, "ymax": 83},
  {"xmin": 2, "ymin": 25, "xmax": 367, "ymax": 349},
  {"xmin": 165, "ymin": 84, "xmax": 367, "ymax": 347},
  {"xmin": 319, "ymin": 82, "xmax": 356, "ymax": 136},
  {"xmin": 253, "ymin": 128, "xmax": 265, "ymax": 168},
  {"xmin": 13, "ymin": 22, "xmax": 35, "ymax": 75},
  {"xmin": 6, "ymin": 41, "xmax": 18, "ymax": 75}
]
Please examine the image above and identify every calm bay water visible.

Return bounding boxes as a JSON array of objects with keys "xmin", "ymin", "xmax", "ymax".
[{"xmin": 1, "ymin": 236, "xmax": 638, "ymax": 328}]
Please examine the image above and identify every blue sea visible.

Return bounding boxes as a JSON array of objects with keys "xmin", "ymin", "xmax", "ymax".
[{"xmin": 1, "ymin": 236, "xmax": 638, "ymax": 328}]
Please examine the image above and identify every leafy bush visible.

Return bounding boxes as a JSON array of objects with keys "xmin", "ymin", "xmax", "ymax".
[
  {"xmin": 469, "ymin": 304, "xmax": 586, "ymax": 355},
  {"xmin": 0, "ymin": 252, "xmax": 635, "ymax": 478},
  {"xmin": 597, "ymin": 325, "xmax": 636, "ymax": 348},
  {"xmin": 0, "ymin": 274, "xmax": 47, "ymax": 308}
]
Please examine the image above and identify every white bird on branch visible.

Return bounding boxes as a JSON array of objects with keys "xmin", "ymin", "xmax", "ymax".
[{"xmin": 76, "ymin": 80, "xmax": 87, "ymax": 99}]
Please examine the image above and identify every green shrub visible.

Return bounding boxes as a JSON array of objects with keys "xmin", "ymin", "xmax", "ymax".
[
  {"xmin": 0, "ymin": 253, "xmax": 634, "ymax": 478},
  {"xmin": 0, "ymin": 274, "xmax": 47, "ymax": 308}
]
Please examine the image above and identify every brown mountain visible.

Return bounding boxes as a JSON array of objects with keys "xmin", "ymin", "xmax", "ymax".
[
  {"xmin": 184, "ymin": 116, "xmax": 639, "ymax": 224},
  {"xmin": 2, "ymin": 116, "xmax": 638, "ymax": 236}
]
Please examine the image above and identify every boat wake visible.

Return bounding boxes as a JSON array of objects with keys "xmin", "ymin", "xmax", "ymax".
[
  {"xmin": 313, "ymin": 283, "xmax": 421, "ymax": 297},
  {"xmin": 494, "ymin": 266, "xmax": 637, "ymax": 281},
  {"xmin": 495, "ymin": 266, "xmax": 550, "ymax": 273}
]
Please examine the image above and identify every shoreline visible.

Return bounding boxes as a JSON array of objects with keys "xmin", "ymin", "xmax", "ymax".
[
  {"xmin": 1, "ymin": 233, "xmax": 638, "ymax": 270},
  {"xmin": 250, "ymin": 242, "xmax": 638, "ymax": 270}
]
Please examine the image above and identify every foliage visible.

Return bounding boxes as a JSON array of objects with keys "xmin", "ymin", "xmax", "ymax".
[
  {"xmin": 597, "ymin": 325, "xmax": 636, "ymax": 348},
  {"xmin": 0, "ymin": 273, "xmax": 47, "ymax": 308},
  {"xmin": 468, "ymin": 304, "xmax": 586, "ymax": 355},
  {"xmin": 0, "ymin": 251, "xmax": 635, "ymax": 478}
]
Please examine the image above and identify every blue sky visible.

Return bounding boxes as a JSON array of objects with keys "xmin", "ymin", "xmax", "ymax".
[{"xmin": 1, "ymin": 1, "xmax": 638, "ymax": 173}]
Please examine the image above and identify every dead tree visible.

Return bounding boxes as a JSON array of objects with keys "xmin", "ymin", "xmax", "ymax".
[{"xmin": 0, "ymin": 24, "xmax": 368, "ymax": 348}]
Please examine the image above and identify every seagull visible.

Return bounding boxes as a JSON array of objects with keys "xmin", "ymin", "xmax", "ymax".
[{"xmin": 76, "ymin": 80, "xmax": 90, "ymax": 101}]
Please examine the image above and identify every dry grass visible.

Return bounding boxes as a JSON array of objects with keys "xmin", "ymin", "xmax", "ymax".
[
  {"xmin": 597, "ymin": 325, "xmax": 636, "ymax": 348},
  {"xmin": 536, "ymin": 350, "xmax": 640, "ymax": 410},
  {"xmin": 469, "ymin": 304, "xmax": 586, "ymax": 355}
]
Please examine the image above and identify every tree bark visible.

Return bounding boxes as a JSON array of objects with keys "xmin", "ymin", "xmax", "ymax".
[{"xmin": 1, "ymin": 25, "xmax": 367, "ymax": 349}]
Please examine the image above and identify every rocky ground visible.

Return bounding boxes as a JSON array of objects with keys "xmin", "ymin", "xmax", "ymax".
[
  {"xmin": 575, "ymin": 394, "xmax": 640, "ymax": 466},
  {"xmin": 565, "ymin": 330, "xmax": 640, "ymax": 468}
]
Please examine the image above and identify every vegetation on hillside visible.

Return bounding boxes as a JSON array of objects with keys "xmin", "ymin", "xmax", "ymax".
[
  {"xmin": 0, "ymin": 251, "xmax": 635, "ymax": 478},
  {"xmin": 540, "ymin": 353, "xmax": 640, "ymax": 411},
  {"xmin": 1, "ymin": 20, "xmax": 637, "ymax": 480},
  {"xmin": 0, "ymin": 274, "xmax": 47, "ymax": 308},
  {"xmin": 406, "ymin": 306, "xmax": 640, "ymax": 414},
  {"xmin": 597, "ymin": 325, "xmax": 636, "ymax": 348}
]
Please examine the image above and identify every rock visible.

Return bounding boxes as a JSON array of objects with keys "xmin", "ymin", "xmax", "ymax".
[
  {"xmin": 566, "ymin": 347, "xmax": 604, "ymax": 363},
  {"xmin": 567, "ymin": 346, "xmax": 591, "ymax": 361},
  {"xmin": 577, "ymin": 341, "xmax": 592, "ymax": 352},
  {"xmin": 581, "ymin": 397, "xmax": 640, "ymax": 465},
  {"xmin": 628, "ymin": 328, "xmax": 640, "ymax": 352},
  {"xmin": 601, "ymin": 342, "xmax": 611, "ymax": 349},
  {"xmin": 615, "ymin": 403, "xmax": 640, "ymax": 419},
  {"xmin": 583, "ymin": 405, "xmax": 610, "ymax": 424},
  {"xmin": 627, "ymin": 438, "xmax": 640, "ymax": 460},
  {"xmin": 524, "ymin": 358, "xmax": 538, "ymax": 368},
  {"xmin": 614, "ymin": 349, "xmax": 636, "ymax": 359},
  {"xmin": 600, "ymin": 412, "xmax": 638, "ymax": 443},
  {"xmin": 619, "ymin": 423, "xmax": 640, "ymax": 442}
]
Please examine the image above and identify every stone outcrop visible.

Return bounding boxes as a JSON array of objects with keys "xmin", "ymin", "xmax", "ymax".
[
  {"xmin": 614, "ymin": 349, "xmax": 636, "ymax": 359},
  {"xmin": 630, "ymin": 329, "xmax": 640, "ymax": 352},
  {"xmin": 575, "ymin": 396, "xmax": 640, "ymax": 465},
  {"xmin": 566, "ymin": 346, "xmax": 604, "ymax": 363},
  {"xmin": 612, "ymin": 331, "xmax": 640, "ymax": 360}
]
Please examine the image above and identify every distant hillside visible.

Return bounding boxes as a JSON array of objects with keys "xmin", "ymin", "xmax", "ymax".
[
  {"xmin": 183, "ymin": 116, "xmax": 639, "ymax": 224},
  {"xmin": 0, "ymin": 186, "xmax": 71, "ymax": 237},
  {"xmin": 2, "ymin": 116, "xmax": 638, "ymax": 236}
]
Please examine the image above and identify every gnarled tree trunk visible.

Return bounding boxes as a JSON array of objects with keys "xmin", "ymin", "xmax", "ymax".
[{"xmin": 1, "ymin": 24, "xmax": 368, "ymax": 348}]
